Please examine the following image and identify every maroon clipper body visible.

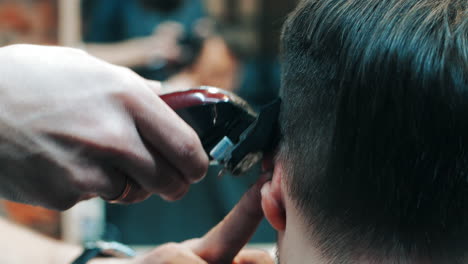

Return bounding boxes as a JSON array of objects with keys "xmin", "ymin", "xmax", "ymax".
[{"xmin": 160, "ymin": 86, "xmax": 281, "ymax": 175}]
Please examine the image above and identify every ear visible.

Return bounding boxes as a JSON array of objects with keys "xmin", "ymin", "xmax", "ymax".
[{"xmin": 261, "ymin": 167, "xmax": 286, "ymax": 231}]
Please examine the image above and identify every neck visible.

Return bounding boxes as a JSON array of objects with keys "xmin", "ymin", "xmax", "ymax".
[
  {"xmin": 278, "ymin": 200, "xmax": 453, "ymax": 264},
  {"xmin": 278, "ymin": 196, "xmax": 326, "ymax": 264}
]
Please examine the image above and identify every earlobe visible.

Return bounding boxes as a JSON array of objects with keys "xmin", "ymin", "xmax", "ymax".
[{"xmin": 261, "ymin": 171, "xmax": 286, "ymax": 231}]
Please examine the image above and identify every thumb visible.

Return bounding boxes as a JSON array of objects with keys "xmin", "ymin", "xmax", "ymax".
[{"xmin": 186, "ymin": 174, "xmax": 271, "ymax": 264}]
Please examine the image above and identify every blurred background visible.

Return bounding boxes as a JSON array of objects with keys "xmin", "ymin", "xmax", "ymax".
[{"xmin": 0, "ymin": 0, "xmax": 297, "ymax": 246}]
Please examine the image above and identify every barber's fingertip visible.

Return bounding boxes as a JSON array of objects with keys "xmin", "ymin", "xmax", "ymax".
[
  {"xmin": 192, "ymin": 167, "xmax": 208, "ymax": 183},
  {"xmin": 188, "ymin": 156, "xmax": 209, "ymax": 184}
]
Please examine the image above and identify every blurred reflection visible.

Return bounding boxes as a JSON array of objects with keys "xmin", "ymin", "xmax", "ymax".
[
  {"xmin": 81, "ymin": 0, "xmax": 206, "ymax": 81},
  {"xmin": 0, "ymin": 0, "xmax": 57, "ymax": 45},
  {"xmin": 81, "ymin": 0, "xmax": 241, "ymax": 93}
]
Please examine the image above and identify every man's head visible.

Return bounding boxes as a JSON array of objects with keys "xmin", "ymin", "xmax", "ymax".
[{"xmin": 261, "ymin": 0, "xmax": 467, "ymax": 263}]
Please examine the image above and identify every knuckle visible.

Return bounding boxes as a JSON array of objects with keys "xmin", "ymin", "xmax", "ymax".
[
  {"xmin": 108, "ymin": 68, "xmax": 145, "ymax": 103},
  {"xmin": 116, "ymin": 68, "xmax": 144, "ymax": 92},
  {"xmin": 111, "ymin": 82, "xmax": 139, "ymax": 106}
]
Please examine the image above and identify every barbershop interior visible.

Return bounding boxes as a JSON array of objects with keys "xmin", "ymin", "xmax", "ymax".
[
  {"xmin": 0, "ymin": 0, "xmax": 297, "ymax": 258},
  {"xmin": 0, "ymin": 0, "xmax": 467, "ymax": 263}
]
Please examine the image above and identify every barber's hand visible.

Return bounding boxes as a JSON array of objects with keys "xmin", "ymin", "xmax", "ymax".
[
  {"xmin": 0, "ymin": 44, "xmax": 208, "ymax": 210},
  {"xmin": 126, "ymin": 176, "xmax": 275, "ymax": 264},
  {"xmin": 127, "ymin": 246, "xmax": 273, "ymax": 264}
]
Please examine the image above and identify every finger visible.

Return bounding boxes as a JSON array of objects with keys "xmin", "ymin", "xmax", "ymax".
[
  {"xmin": 141, "ymin": 243, "xmax": 208, "ymax": 264},
  {"xmin": 101, "ymin": 132, "xmax": 164, "ymax": 203},
  {"xmin": 119, "ymin": 144, "xmax": 190, "ymax": 201},
  {"xmin": 146, "ymin": 150, "xmax": 190, "ymax": 201},
  {"xmin": 90, "ymin": 162, "xmax": 151, "ymax": 204},
  {"xmin": 99, "ymin": 135, "xmax": 182, "ymax": 203},
  {"xmin": 188, "ymin": 174, "xmax": 271, "ymax": 264},
  {"xmin": 128, "ymin": 85, "xmax": 209, "ymax": 184},
  {"xmin": 233, "ymin": 249, "xmax": 275, "ymax": 264},
  {"xmin": 109, "ymin": 176, "xmax": 152, "ymax": 204},
  {"xmin": 92, "ymin": 113, "xmax": 191, "ymax": 201},
  {"xmin": 97, "ymin": 166, "xmax": 132, "ymax": 201},
  {"xmin": 49, "ymin": 137, "xmax": 146, "ymax": 205}
]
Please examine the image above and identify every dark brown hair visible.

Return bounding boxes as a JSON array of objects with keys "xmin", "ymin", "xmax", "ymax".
[{"xmin": 279, "ymin": 0, "xmax": 467, "ymax": 262}]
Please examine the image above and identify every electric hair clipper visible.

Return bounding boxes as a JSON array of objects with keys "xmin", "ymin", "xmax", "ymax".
[{"xmin": 160, "ymin": 86, "xmax": 281, "ymax": 176}]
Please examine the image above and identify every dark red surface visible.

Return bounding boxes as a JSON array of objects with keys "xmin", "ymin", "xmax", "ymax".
[{"xmin": 160, "ymin": 88, "xmax": 231, "ymax": 110}]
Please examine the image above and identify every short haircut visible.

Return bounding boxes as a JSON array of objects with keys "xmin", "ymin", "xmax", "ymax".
[{"xmin": 279, "ymin": 0, "xmax": 467, "ymax": 262}]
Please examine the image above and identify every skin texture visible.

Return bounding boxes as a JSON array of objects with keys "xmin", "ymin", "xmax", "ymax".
[
  {"xmin": 261, "ymin": 161, "xmax": 326, "ymax": 264},
  {"xmin": 114, "ymin": 174, "xmax": 274, "ymax": 264},
  {"xmin": 99, "ymin": 174, "xmax": 275, "ymax": 264},
  {"xmin": 0, "ymin": 176, "xmax": 274, "ymax": 264},
  {"xmin": 0, "ymin": 44, "xmax": 209, "ymax": 210}
]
